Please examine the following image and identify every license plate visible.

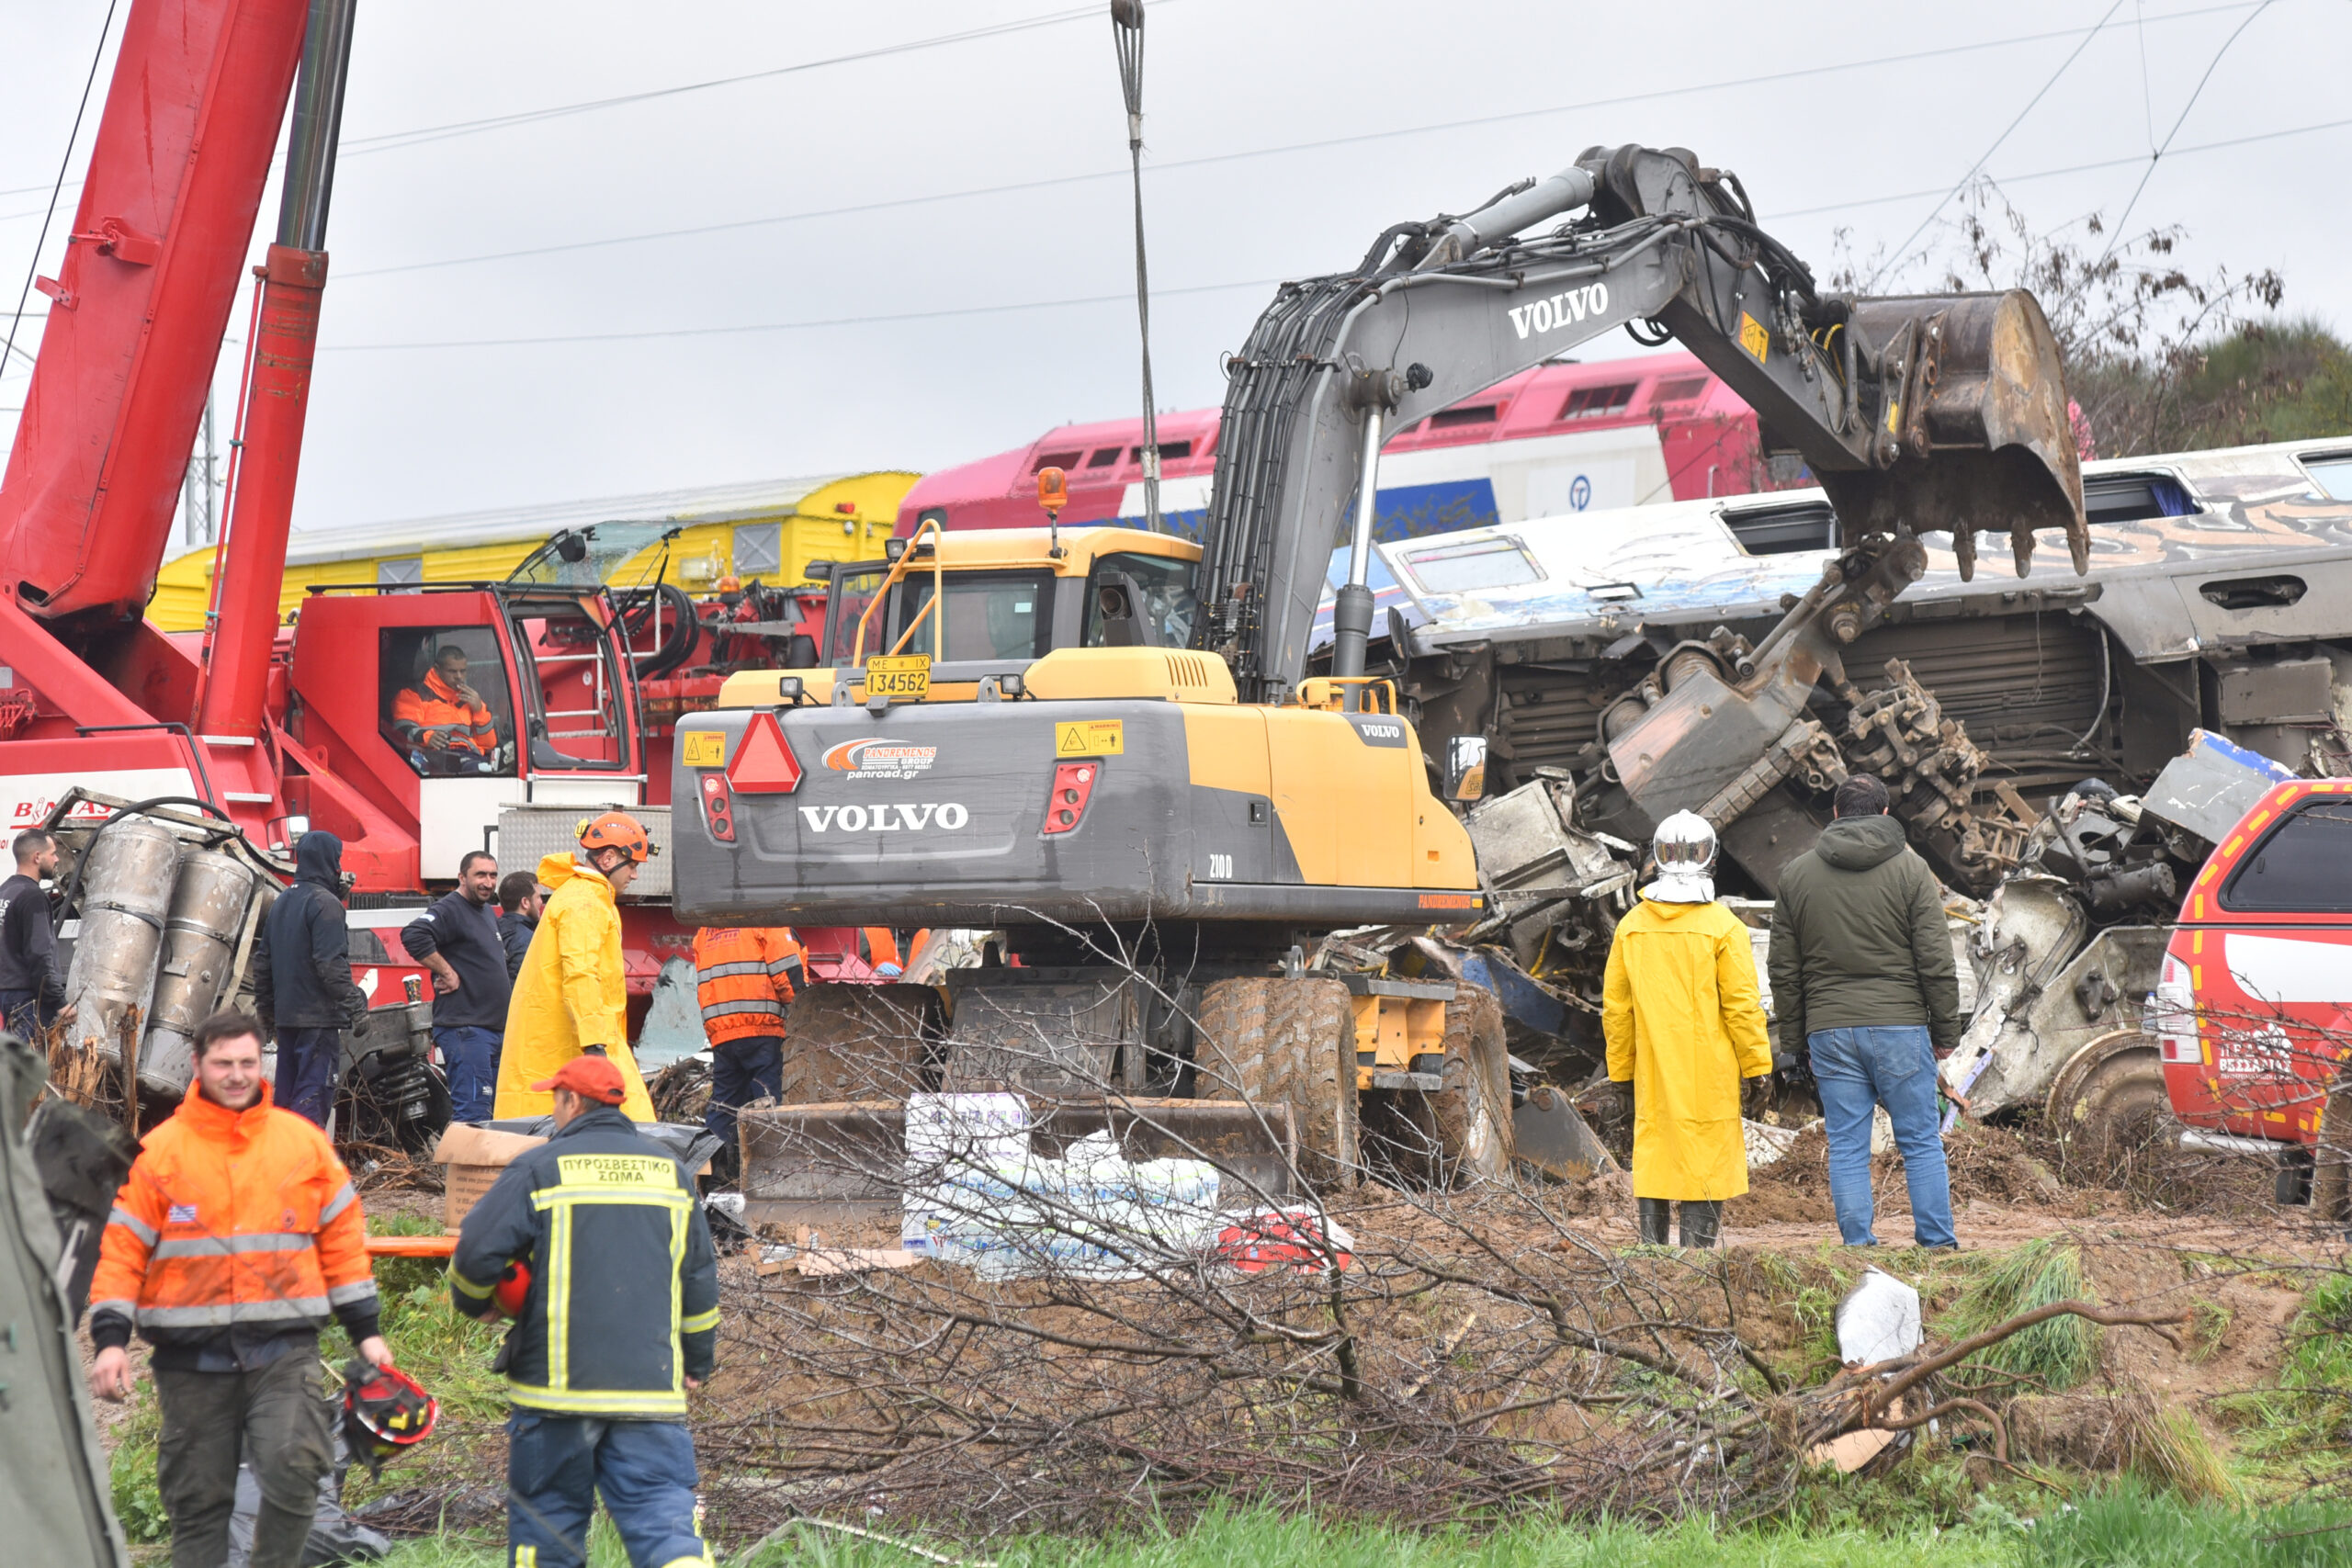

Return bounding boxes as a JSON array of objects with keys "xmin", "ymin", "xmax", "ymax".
[{"xmin": 865, "ymin": 654, "xmax": 932, "ymax": 701}]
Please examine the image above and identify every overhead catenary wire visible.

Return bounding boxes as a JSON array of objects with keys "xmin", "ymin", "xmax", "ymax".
[
  {"xmin": 310, "ymin": 112, "xmax": 2352, "ymax": 355},
  {"xmin": 324, "ymin": 1, "xmax": 2278, "ymax": 285},
  {"xmin": 0, "ymin": 0, "xmax": 121, "ymax": 393},
  {"xmin": 1864, "ymin": 0, "xmax": 2129, "ymax": 289}
]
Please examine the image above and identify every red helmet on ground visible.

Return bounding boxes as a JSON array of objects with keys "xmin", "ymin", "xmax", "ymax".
[
  {"xmin": 577, "ymin": 809, "xmax": 656, "ymax": 863},
  {"xmin": 343, "ymin": 1359, "xmax": 438, "ymax": 1475}
]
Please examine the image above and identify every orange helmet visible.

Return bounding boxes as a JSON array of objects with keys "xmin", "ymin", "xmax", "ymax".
[{"xmin": 577, "ymin": 810, "xmax": 657, "ymax": 863}]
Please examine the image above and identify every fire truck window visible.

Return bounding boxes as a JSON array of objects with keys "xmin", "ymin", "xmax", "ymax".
[
  {"xmin": 1083, "ymin": 552, "xmax": 1198, "ymax": 649},
  {"xmin": 379, "ymin": 627, "xmax": 513, "ymax": 776},
  {"xmin": 2222, "ymin": 801, "xmax": 2352, "ymax": 913},
  {"xmin": 510, "ymin": 606, "xmax": 628, "ymax": 770}
]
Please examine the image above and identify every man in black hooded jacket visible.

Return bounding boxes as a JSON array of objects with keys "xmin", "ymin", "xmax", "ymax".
[{"xmin": 254, "ymin": 829, "xmax": 369, "ymax": 1126}]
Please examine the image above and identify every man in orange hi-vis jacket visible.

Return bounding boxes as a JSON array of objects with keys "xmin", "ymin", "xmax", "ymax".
[
  {"xmin": 693, "ymin": 925, "xmax": 803, "ymax": 1179},
  {"xmin": 88, "ymin": 1009, "xmax": 393, "ymax": 1568}
]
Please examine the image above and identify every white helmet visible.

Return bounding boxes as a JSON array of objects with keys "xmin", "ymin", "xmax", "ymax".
[{"xmin": 1645, "ymin": 810, "xmax": 1718, "ymax": 903}]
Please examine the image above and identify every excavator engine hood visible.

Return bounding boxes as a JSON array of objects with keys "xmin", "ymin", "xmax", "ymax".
[{"xmin": 1813, "ymin": 290, "xmax": 2086, "ymax": 581}]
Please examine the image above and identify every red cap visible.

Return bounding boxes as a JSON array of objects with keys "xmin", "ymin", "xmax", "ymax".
[{"xmin": 531, "ymin": 1054, "xmax": 627, "ymax": 1106}]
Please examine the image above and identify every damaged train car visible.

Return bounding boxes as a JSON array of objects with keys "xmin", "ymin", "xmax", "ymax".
[{"xmin": 1371, "ymin": 437, "xmax": 2352, "ymax": 1095}]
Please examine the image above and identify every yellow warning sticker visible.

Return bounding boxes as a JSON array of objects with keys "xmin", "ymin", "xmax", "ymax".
[
  {"xmin": 1736, "ymin": 312, "xmax": 1770, "ymax": 366},
  {"xmin": 680, "ymin": 729, "xmax": 728, "ymax": 768},
  {"xmin": 1055, "ymin": 719, "xmax": 1125, "ymax": 758}
]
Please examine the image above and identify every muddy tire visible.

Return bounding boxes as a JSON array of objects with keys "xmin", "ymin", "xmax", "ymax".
[
  {"xmin": 2046, "ymin": 1031, "xmax": 2168, "ymax": 1185},
  {"xmin": 777, "ymin": 982, "xmax": 938, "ymax": 1103},
  {"xmin": 2312, "ymin": 1077, "xmax": 2352, "ymax": 1224},
  {"xmin": 1429, "ymin": 988, "xmax": 1515, "ymax": 1186},
  {"xmin": 1194, "ymin": 976, "xmax": 1359, "ymax": 1184}
]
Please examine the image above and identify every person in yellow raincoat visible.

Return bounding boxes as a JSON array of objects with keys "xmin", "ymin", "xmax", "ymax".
[
  {"xmin": 492, "ymin": 811, "xmax": 659, "ymax": 1122},
  {"xmin": 1600, "ymin": 810, "xmax": 1772, "ymax": 1248}
]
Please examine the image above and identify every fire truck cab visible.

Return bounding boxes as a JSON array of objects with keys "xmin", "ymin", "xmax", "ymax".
[{"xmin": 2154, "ymin": 777, "xmax": 2352, "ymax": 1202}]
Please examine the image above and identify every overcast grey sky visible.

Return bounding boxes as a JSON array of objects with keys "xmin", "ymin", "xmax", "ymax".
[{"xmin": 2, "ymin": 0, "xmax": 2345, "ymax": 537}]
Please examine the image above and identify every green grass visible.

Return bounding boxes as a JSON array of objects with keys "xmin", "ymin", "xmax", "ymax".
[
  {"xmin": 1938, "ymin": 1240, "xmax": 2101, "ymax": 1393},
  {"xmin": 2222, "ymin": 1269, "xmax": 2352, "ymax": 1480},
  {"xmin": 362, "ymin": 1490, "xmax": 2352, "ymax": 1568}
]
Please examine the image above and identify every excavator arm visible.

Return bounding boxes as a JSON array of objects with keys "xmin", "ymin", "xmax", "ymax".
[{"xmin": 1193, "ymin": 144, "xmax": 2086, "ymax": 703}]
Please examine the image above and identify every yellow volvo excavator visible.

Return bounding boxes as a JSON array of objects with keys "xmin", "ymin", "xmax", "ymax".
[{"xmin": 673, "ymin": 145, "xmax": 2086, "ymax": 1219}]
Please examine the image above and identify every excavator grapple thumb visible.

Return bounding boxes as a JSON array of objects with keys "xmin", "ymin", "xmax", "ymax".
[{"xmin": 1814, "ymin": 289, "xmax": 2086, "ymax": 581}]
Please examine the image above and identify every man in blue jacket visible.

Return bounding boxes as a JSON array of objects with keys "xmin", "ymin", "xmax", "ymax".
[
  {"xmin": 401, "ymin": 851, "xmax": 512, "ymax": 1122},
  {"xmin": 253, "ymin": 830, "xmax": 368, "ymax": 1125},
  {"xmin": 450, "ymin": 1054, "xmax": 719, "ymax": 1568}
]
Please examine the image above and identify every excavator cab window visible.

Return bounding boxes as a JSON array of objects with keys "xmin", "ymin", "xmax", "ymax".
[
  {"xmin": 379, "ymin": 626, "xmax": 514, "ymax": 776},
  {"xmin": 1082, "ymin": 552, "xmax": 1197, "ymax": 649},
  {"xmin": 895, "ymin": 571, "xmax": 1054, "ymax": 661},
  {"xmin": 507, "ymin": 598, "xmax": 629, "ymax": 770},
  {"xmin": 822, "ymin": 564, "xmax": 889, "ymax": 666}
]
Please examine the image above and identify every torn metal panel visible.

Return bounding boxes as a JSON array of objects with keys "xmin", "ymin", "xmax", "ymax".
[{"xmin": 2143, "ymin": 728, "xmax": 2298, "ymax": 845}]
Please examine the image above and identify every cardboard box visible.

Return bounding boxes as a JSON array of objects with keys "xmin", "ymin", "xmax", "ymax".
[{"xmin": 433, "ymin": 1123, "xmax": 547, "ymax": 1233}]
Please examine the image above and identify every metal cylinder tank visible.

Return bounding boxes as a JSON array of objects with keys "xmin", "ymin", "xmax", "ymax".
[
  {"xmin": 141, "ymin": 848, "xmax": 261, "ymax": 1093},
  {"xmin": 64, "ymin": 818, "xmax": 181, "ymax": 1077}
]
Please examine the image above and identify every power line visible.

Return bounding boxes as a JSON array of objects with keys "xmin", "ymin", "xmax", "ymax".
[
  {"xmin": 1864, "ymin": 0, "xmax": 2129, "ymax": 289},
  {"xmin": 311, "ymin": 110, "xmax": 2352, "ymax": 355},
  {"xmin": 334, "ymin": 3, "xmax": 1115, "ymax": 157},
  {"xmin": 1, "ymin": 1, "xmax": 119, "ymax": 388},
  {"xmin": 333, "ymin": 1, "xmax": 2273, "ymax": 284}
]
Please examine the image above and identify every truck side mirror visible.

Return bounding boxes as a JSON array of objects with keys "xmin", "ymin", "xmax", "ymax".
[{"xmin": 1443, "ymin": 735, "xmax": 1487, "ymax": 803}]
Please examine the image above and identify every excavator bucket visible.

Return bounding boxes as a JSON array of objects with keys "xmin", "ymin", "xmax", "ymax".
[
  {"xmin": 738, "ymin": 1099, "xmax": 1301, "ymax": 1233},
  {"xmin": 1817, "ymin": 290, "xmax": 2086, "ymax": 581}
]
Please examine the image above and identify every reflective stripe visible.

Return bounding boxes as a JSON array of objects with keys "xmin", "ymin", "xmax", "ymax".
[
  {"xmin": 696, "ymin": 961, "xmax": 770, "ymax": 982},
  {"xmin": 321, "ymin": 1182, "xmax": 358, "ymax": 1224},
  {"xmin": 765, "ymin": 958, "xmax": 800, "ymax": 977},
  {"xmin": 151, "ymin": 1232, "xmax": 315, "ymax": 1260},
  {"xmin": 530, "ymin": 1186, "xmax": 692, "ymax": 1210},
  {"xmin": 449, "ymin": 1269, "xmax": 496, "ymax": 1301},
  {"xmin": 681, "ymin": 1307, "xmax": 719, "ymax": 1335},
  {"xmin": 107, "ymin": 1207, "xmax": 159, "ymax": 1247},
  {"xmin": 699, "ymin": 998, "xmax": 785, "ymax": 1022},
  {"xmin": 654, "ymin": 1552, "xmax": 714, "ymax": 1568},
  {"xmin": 328, "ymin": 1280, "xmax": 379, "ymax": 1306},
  {"xmin": 503, "ymin": 1382, "xmax": 689, "ymax": 1416},
  {"xmin": 91, "ymin": 1297, "xmax": 136, "ymax": 1321},
  {"xmin": 138, "ymin": 1298, "xmax": 329, "ymax": 1326}
]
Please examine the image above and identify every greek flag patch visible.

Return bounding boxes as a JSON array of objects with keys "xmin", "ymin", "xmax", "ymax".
[{"xmin": 167, "ymin": 1203, "xmax": 198, "ymax": 1224}]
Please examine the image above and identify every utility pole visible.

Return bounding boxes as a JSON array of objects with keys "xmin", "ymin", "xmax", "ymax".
[{"xmin": 1112, "ymin": 0, "xmax": 1161, "ymax": 534}]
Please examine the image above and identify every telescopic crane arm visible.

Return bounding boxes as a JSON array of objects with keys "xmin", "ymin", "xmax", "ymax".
[{"xmin": 1193, "ymin": 144, "xmax": 2087, "ymax": 704}]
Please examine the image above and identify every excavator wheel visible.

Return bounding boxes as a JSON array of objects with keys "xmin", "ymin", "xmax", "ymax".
[
  {"xmin": 1194, "ymin": 976, "xmax": 1359, "ymax": 1186},
  {"xmin": 1428, "ymin": 988, "xmax": 1515, "ymax": 1186},
  {"xmin": 2045, "ymin": 1029, "xmax": 2168, "ymax": 1185},
  {"xmin": 777, "ymin": 983, "xmax": 940, "ymax": 1104}
]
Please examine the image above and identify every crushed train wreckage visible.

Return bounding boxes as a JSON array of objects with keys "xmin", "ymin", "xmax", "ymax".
[{"xmin": 1344, "ymin": 437, "xmax": 2352, "ymax": 1146}]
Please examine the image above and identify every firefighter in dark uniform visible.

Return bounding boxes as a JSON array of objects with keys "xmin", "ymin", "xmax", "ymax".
[{"xmin": 449, "ymin": 1055, "xmax": 719, "ymax": 1568}]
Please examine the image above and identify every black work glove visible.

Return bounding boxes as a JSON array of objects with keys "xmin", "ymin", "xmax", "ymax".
[{"xmin": 1740, "ymin": 1075, "xmax": 1770, "ymax": 1120}]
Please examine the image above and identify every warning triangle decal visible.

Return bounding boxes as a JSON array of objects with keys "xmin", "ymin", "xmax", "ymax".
[{"xmin": 725, "ymin": 711, "xmax": 802, "ymax": 794}]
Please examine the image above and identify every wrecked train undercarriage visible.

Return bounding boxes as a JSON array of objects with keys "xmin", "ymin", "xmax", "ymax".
[{"xmin": 1363, "ymin": 438, "xmax": 2352, "ymax": 1082}]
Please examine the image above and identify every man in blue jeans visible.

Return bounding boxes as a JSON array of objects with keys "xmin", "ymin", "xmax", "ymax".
[
  {"xmin": 1768, "ymin": 773, "xmax": 1962, "ymax": 1249},
  {"xmin": 401, "ymin": 851, "xmax": 512, "ymax": 1123}
]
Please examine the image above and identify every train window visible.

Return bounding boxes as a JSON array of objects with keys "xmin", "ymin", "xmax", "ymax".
[
  {"xmin": 2301, "ymin": 453, "xmax": 2352, "ymax": 501},
  {"xmin": 1087, "ymin": 447, "xmax": 1123, "ymax": 468},
  {"xmin": 1129, "ymin": 441, "xmax": 1193, "ymax": 462},
  {"xmin": 1560, "ymin": 382, "xmax": 1638, "ymax": 420},
  {"xmin": 1083, "ymin": 552, "xmax": 1198, "ymax": 649},
  {"xmin": 1652, "ymin": 377, "xmax": 1708, "ymax": 406},
  {"xmin": 1399, "ymin": 535, "xmax": 1545, "ymax": 594},
  {"xmin": 895, "ymin": 571, "xmax": 1055, "ymax": 661},
  {"xmin": 1723, "ymin": 501, "xmax": 1838, "ymax": 555},
  {"xmin": 2083, "ymin": 471, "xmax": 2197, "ymax": 525},
  {"xmin": 379, "ymin": 626, "xmax": 513, "ymax": 776},
  {"xmin": 2222, "ymin": 799, "xmax": 2352, "ymax": 913},
  {"xmin": 733, "ymin": 523, "xmax": 782, "ymax": 576},
  {"xmin": 377, "ymin": 557, "xmax": 423, "ymax": 589},
  {"xmin": 1429, "ymin": 405, "xmax": 1498, "ymax": 429},
  {"xmin": 1032, "ymin": 450, "xmax": 1083, "ymax": 474}
]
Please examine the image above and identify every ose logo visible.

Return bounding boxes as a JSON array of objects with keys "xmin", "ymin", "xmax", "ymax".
[{"xmin": 1506, "ymin": 283, "xmax": 1610, "ymax": 341}]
